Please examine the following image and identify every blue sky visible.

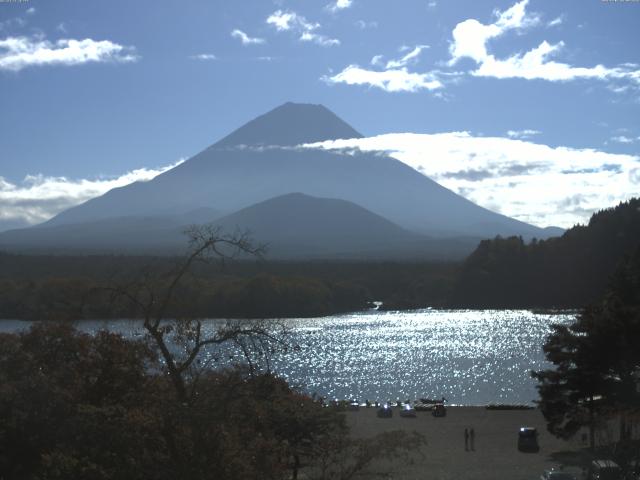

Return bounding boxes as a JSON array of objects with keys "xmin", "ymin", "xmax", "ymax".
[{"xmin": 0, "ymin": 0, "xmax": 639, "ymax": 230}]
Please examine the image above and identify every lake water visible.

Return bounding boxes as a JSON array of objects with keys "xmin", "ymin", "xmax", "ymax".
[{"xmin": 0, "ymin": 309, "xmax": 575, "ymax": 405}]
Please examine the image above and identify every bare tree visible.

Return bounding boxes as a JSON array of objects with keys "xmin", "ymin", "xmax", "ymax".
[{"xmin": 108, "ymin": 224, "xmax": 291, "ymax": 402}]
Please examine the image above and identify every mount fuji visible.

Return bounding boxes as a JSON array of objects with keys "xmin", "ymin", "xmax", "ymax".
[{"xmin": 0, "ymin": 102, "xmax": 560, "ymax": 258}]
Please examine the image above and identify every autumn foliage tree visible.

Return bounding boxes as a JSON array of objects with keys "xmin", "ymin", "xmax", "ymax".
[
  {"xmin": 0, "ymin": 226, "xmax": 425, "ymax": 479},
  {"xmin": 0, "ymin": 322, "xmax": 163, "ymax": 479}
]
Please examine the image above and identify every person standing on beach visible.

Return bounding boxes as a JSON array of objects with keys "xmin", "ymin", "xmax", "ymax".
[
  {"xmin": 464, "ymin": 428, "xmax": 469, "ymax": 451},
  {"xmin": 470, "ymin": 427, "xmax": 475, "ymax": 451}
]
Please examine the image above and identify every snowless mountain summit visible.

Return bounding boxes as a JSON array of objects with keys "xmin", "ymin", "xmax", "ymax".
[
  {"xmin": 0, "ymin": 102, "xmax": 561, "ymax": 257},
  {"xmin": 214, "ymin": 102, "xmax": 363, "ymax": 148}
]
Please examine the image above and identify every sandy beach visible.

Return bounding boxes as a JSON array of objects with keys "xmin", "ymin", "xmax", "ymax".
[{"xmin": 343, "ymin": 406, "xmax": 586, "ymax": 480}]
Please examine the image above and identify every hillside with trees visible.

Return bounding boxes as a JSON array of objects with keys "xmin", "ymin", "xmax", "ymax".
[
  {"xmin": 1, "ymin": 199, "xmax": 637, "ymax": 318},
  {"xmin": 0, "ymin": 225, "xmax": 424, "ymax": 480},
  {"xmin": 450, "ymin": 198, "xmax": 640, "ymax": 308},
  {"xmin": 0, "ymin": 253, "xmax": 456, "ymax": 320}
]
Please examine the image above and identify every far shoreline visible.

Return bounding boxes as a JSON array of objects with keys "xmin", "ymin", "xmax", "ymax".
[{"xmin": 0, "ymin": 306, "xmax": 580, "ymax": 323}]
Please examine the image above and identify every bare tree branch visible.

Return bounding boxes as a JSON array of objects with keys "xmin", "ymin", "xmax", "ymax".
[{"xmin": 105, "ymin": 224, "xmax": 289, "ymax": 402}]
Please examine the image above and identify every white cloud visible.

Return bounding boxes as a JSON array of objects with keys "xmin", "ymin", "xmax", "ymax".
[
  {"xmin": 266, "ymin": 10, "xmax": 339, "ymax": 47},
  {"xmin": 323, "ymin": 65, "xmax": 442, "ymax": 92},
  {"xmin": 300, "ymin": 31, "xmax": 340, "ymax": 47},
  {"xmin": 0, "ymin": 14, "xmax": 26, "ymax": 32},
  {"xmin": 449, "ymin": 0, "xmax": 538, "ymax": 65},
  {"xmin": 610, "ymin": 135, "xmax": 635, "ymax": 144},
  {"xmin": 0, "ymin": 160, "xmax": 184, "ymax": 229},
  {"xmin": 608, "ymin": 84, "xmax": 632, "ymax": 94},
  {"xmin": 303, "ymin": 133, "xmax": 640, "ymax": 228},
  {"xmin": 428, "ymin": 2, "xmax": 437, "ymax": 8},
  {"xmin": 370, "ymin": 54, "xmax": 383, "ymax": 66},
  {"xmin": 25, "ymin": 7, "xmax": 36, "ymax": 15},
  {"xmin": 328, "ymin": 0, "xmax": 352, "ymax": 12},
  {"xmin": 385, "ymin": 45, "xmax": 429, "ymax": 69},
  {"xmin": 507, "ymin": 129, "xmax": 541, "ymax": 139},
  {"xmin": 474, "ymin": 40, "xmax": 639, "ymax": 83},
  {"xmin": 190, "ymin": 53, "xmax": 216, "ymax": 61},
  {"xmin": 0, "ymin": 35, "xmax": 138, "ymax": 72},
  {"xmin": 329, "ymin": 43, "xmax": 441, "ymax": 93},
  {"xmin": 548, "ymin": 16, "xmax": 563, "ymax": 27},
  {"xmin": 266, "ymin": 10, "xmax": 310, "ymax": 32},
  {"xmin": 355, "ymin": 20, "xmax": 378, "ymax": 29},
  {"xmin": 231, "ymin": 29, "xmax": 265, "ymax": 45},
  {"xmin": 449, "ymin": 0, "xmax": 640, "ymax": 86}
]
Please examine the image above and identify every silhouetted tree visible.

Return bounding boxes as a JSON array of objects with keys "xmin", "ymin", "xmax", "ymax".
[
  {"xmin": 106, "ymin": 224, "xmax": 293, "ymax": 402},
  {"xmin": 0, "ymin": 323, "xmax": 164, "ymax": 479},
  {"xmin": 0, "ymin": 227, "xmax": 426, "ymax": 480},
  {"xmin": 0, "ymin": 322, "xmax": 425, "ymax": 480},
  {"xmin": 533, "ymin": 246, "xmax": 640, "ymax": 449}
]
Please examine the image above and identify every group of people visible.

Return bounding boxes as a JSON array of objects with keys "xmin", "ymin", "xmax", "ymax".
[{"xmin": 464, "ymin": 427, "xmax": 476, "ymax": 451}]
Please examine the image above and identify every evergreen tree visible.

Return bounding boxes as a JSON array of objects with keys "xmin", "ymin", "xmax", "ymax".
[{"xmin": 532, "ymin": 246, "xmax": 640, "ymax": 449}]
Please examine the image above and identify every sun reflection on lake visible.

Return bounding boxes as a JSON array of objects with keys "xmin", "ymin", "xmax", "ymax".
[{"xmin": 268, "ymin": 309, "xmax": 573, "ymax": 405}]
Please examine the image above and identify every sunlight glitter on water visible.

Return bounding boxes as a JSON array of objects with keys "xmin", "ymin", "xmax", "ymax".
[
  {"xmin": 0, "ymin": 309, "xmax": 574, "ymax": 405},
  {"xmin": 270, "ymin": 309, "xmax": 574, "ymax": 405}
]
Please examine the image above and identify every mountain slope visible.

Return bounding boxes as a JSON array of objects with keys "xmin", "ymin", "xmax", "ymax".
[
  {"xmin": 0, "ymin": 193, "xmax": 480, "ymax": 259},
  {"xmin": 0, "ymin": 208, "xmax": 219, "ymax": 253},
  {"xmin": 214, "ymin": 102, "xmax": 363, "ymax": 148},
  {"xmin": 214, "ymin": 192, "xmax": 421, "ymax": 258},
  {"xmin": 41, "ymin": 103, "xmax": 549, "ymax": 236},
  {"xmin": 41, "ymin": 145, "xmax": 546, "ymax": 238},
  {"xmin": 0, "ymin": 102, "xmax": 559, "ymax": 255}
]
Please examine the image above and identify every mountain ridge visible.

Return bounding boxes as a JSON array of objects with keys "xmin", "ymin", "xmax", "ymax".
[
  {"xmin": 0, "ymin": 102, "xmax": 562, "ymax": 256},
  {"xmin": 214, "ymin": 192, "xmax": 421, "ymax": 258}
]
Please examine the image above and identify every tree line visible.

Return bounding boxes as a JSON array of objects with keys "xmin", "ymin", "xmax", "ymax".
[
  {"xmin": 0, "ymin": 274, "xmax": 371, "ymax": 321},
  {"xmin": 0, "ymin": 253, "xmax": 457, "ymax": 320},
  {"xmin": 1, "ymin": 198, "xmax": 638, "ymax": 319},
  {"xmin": 0, "ymin": 225, "xmax": 424, "ymax": 479},
  {"xmin": 451, "ymin": 198, "xmax": 640, "ymax": 308}
]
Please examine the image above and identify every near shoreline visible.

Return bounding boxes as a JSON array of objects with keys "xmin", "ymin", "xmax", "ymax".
[{"xmin": 342, "ymin": 406, "xmax": 585, "ymax": 480}]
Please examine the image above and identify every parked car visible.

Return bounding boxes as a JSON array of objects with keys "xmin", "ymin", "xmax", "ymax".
[
  {"xmin": 377, "ymin": 405, "xmax": 393, "ymax": 418},
  {"xmin": 517, "ymin": 426, "xmax": 539, "ymax": 452},
  {"xmin": 540, "ymin": 469, "xmax": 576, "ymax": 480},
  {"xmin": 400, "ymin": 405, "xmax": 416, "ymax": 418},
  {"xmin": 587, "ymin": 460, "xmax": 622, "ymax": 480}
]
